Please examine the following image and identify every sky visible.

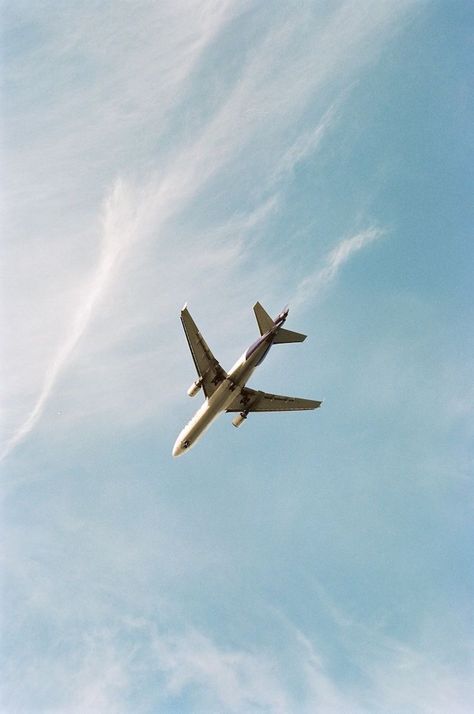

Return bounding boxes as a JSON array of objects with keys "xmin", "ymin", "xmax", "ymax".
[{"xmin": 1, "ymin": 1, "xmax": 473, "ymax": 712}]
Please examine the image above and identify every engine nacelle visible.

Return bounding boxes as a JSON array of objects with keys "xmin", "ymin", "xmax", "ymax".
[
  {"xmin": 187, "ymin": 380, "xmax": 202, "ymax": 397},
  {"xmin": 232, "ymin": 412, "xmax": 248, "ymax": 428}
]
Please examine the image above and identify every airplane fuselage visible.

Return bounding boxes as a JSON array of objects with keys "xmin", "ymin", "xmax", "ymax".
[{"xmin": 172, "ymin": 314, "xmax": 286, "ymax": 456}]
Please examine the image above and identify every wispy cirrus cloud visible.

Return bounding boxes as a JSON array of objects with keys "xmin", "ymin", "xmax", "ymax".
[
  {"xmin": 272, "ymin": 99, "xmax": 343, "ymax": 185},
  {"xmin": 3, "ymin": 6, "xmax": 472, "ymax": 714},
  {"xmin": 0, "ymin": 180, "xmax": 140, "ymax": 461},
  {"xmin": 2, "ymin": 3, "xmax": 410, "ymax": 459},
  {"xmin": 4, "ymin": 614, "xmax": 470, "ymax": 714},
  {"xmin": 292, "ymin": 226, "xmax": 385, "ymax": 309}
]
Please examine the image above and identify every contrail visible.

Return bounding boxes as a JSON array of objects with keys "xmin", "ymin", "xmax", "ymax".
[{"xmin": 0, "ymin": 180, "xmax": 136, "ymax": 462}]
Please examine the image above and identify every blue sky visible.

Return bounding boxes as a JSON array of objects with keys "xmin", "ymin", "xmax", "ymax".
[{"xmin": 1, "ymin": 1, "xmax": 473, "ymax": 712}]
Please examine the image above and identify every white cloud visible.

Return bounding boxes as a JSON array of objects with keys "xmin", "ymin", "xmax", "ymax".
[
  {"xmin": 5, "ymin": 617, "xmax": 470, "ymax": 714},
  {"xmin": 2, "ymin": 2, "xmax": 413, "ymax": 459},
  {"xmin": 68, "ymin": 639, "xmax": 130, "ymax": 714},
  {"xmin": 2, "ymin": 9, "xmax": 470, "ymax": 714},
  {"xmin": 272, "ymin": 99, "xmax": 342, "ymax": 185},
  {"xmin": 292, "ymin": 227, "xmax": 385, "ymax": 309},
  {"xmin": 0, "ymin": 180, "xmax": 141, "ymax": 461},
  {"xmin": 151, "ymin": 628, "xmax": 290, "ymax": 713}
]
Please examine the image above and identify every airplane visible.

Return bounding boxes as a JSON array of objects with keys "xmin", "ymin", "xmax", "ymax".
[{"xmin": 172, "ymin": 302, "xmax": 322, "ymax": 456}]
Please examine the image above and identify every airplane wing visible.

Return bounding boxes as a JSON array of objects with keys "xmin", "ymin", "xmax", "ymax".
[
  {"xmin": 226, "ymin": 387, "xmax": 322, "ymax": 413},
  {"xmin": 180, "ymin": 305, "xmax": 227, "ymax": 398}
]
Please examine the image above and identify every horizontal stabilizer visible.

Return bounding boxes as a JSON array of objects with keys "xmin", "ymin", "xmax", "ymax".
[
  {"xmin": 273, "ymin": 328, "xmax": 306, "ymax": 344},
  {"xmin": 253, "ymin": 302, "xmax": 274, "ymax": 335}
]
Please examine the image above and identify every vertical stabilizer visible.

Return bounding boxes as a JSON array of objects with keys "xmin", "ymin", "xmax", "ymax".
[{"xmin": 253, "ymin": 302, "xmax": 274, "ymax": 335}]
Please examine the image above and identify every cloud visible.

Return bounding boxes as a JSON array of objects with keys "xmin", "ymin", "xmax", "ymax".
[
  {"xmin": 2, "ymin": 9, "xmax": 471, "ymax": 714},
  {"xmin": 0, "ymin": 218, "xmax": 383, "ymax": 461},
  {"xmin": 2, "ymin": 3, "xmax": 411, "ymax": 459},
  {"xmin": 151, "ymin": 628, "xmax": 290, "ymax": 714},
  {"xmin": 272, "ymin": 99, "xmax": 342, "ymax": 185},
  {"xmin": 148, "ymin": 621, "xmax": 473, "ymax": 714},
  {"xmin": 4, "ymin": 615, "xmax": 470, "ymax": 714},
  {"xmin": 0, "ymin": 180, "xmax": 140, "ymax": 461},
  {"xmin": 292, "ymin": 226, "xmax": 385, "ymax": 309},
  {"xmin": 68, "ymin": 638, "xmax": 130, "ymax": 714}
]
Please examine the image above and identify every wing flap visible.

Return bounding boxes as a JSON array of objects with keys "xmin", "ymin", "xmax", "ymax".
[
  {"xmin": 227, "ymin": 387, "xmax": 322, "ymax": 413},
  {"xmin": 180, "ymin": 305, "xmax": 226, "ymax": 398}
]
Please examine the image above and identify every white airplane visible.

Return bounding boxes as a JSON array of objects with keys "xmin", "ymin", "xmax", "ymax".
[{"xmin": 172, "ymin": 302, "xmax": 322, "ymax": 456}]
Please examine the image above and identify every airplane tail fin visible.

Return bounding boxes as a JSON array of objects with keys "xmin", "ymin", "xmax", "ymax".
[
  {"xmin": 254, "ymin": 302, "xmax": 306, "ymax": 342},
  {"xmin": 274, "ymin": 327, "xmax": 307, "ymax": 344},
  {"xmin": 253, "ymin": 302, "xmax": 274, "ymax": 335}
]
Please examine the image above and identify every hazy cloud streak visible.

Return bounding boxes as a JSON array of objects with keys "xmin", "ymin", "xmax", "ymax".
[
  {"xmin": 0, "ymin": 181, "xmax": 137, "ymax": 461},
  {"xmin": 1, "ymin": 1, "xmax": 415, "ymax": 457},
  {"xmin": 293, "ymin": 227, "xmax": 385, "ymax": 309}
]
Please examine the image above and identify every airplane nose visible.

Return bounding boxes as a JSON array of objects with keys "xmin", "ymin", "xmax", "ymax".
[{"xmin": 172, "ymin": 441, "xmax": 183, "ymax": 457}]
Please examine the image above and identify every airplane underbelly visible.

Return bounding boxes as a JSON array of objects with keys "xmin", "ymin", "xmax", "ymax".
[
  {"xmin": 182, "ymin": 381, "xmax": 236, "ymax": 443},
  {"xmin": 229, "ymin": 360, "xmax": 255, "ymax": 386}
]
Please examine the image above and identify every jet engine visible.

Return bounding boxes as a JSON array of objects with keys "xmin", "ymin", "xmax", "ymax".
[
  {"xmin": 187, "ymin": 380, "xmax": 202, "ymax": 397},
  {"xmin": 232, "ymin": 412, "xmax": 248, "ymax": 428}
]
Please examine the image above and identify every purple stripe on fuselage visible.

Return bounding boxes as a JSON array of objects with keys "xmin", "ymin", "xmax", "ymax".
[
  {"xmin": 245, "ymin": 334, "xmax": 267, "ymax": 359},
  {"xmin": 255, "ymin": 341, "xmax": 272, "ymax": 365},
  {"xmin": 245, "ymin": 334, "xmax": 273, "ymax": 365},
  {"xmin": 245, "ymin": 310, "xmax": 287, "ymax": 364}
]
